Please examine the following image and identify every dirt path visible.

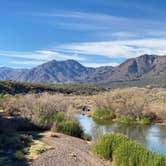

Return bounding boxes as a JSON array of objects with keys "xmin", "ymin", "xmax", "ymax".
[{"xmin": 31, "ymin": 132, "xmax": 110, "ymax": 166}]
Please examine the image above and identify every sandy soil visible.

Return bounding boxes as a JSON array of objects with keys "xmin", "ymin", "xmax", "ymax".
[{"xmin": 30, "ymin": 132, "xmax": 110, "ymax": 166}]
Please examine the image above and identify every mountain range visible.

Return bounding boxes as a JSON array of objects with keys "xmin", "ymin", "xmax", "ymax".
[{"xmin": 0, "ymin": 54, "xmax": 166, "ymax": 88}]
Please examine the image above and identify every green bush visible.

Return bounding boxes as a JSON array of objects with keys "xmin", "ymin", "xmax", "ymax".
[
  {"xmin": 92, "ymin": 109, "xmax": 116, "ymax": 121},
  {"xmin": 138, "ymin": 116, "xmax": 151, "ymax": 124},
  {"xmin": 38, "ymin": 112, "xmax": 66, "ymax": 129},
  {"xmin": 116, "ymin": 115, "xmax": 135, "ymax": 124},
  {"xmin": 32, "ymin": 109, "xmax": 84, "ymax": 138},
  {"xmin": 55, "ymin": 120, "xmax": 83, "ymax": 138},
  {"xmin": 92, "ymin": 133, "xmax": 166, "ymax": 166},
  {"xmin": 114, "ymin": 140, "xmax": 166, "ymax": 166},
  {"xmin": 15, "ymin": 151, "xmax": 25, "ymax": 160},
  {"xmin": 92, "ymin": 133, "xmax": 129, "ymax": 160},
  {"xmin": 48, "ymin": 112, "xmax": 66, "ymax": 124}
]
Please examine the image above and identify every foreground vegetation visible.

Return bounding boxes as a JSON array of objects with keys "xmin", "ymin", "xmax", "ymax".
[
  {"xmin": 0, "ymin": 93, "xmax": 86, "ymax": 138},
  {"xmin": 0, "ymin": 80, "xmax": 105, "ymax": 95},
  {"xmin": 93, "ymin": 87, "xmax": 166, "ymax": 124},
  {"xmin": 0, "ymin": 93, "xmax": 90, "ymax": 164},
  {"xmin": 92, "ymin": 133, "xmax": 166, "ymax": 166},
  {"xmin": 0, "ymin": 85, "xmax": 166, "ymax": 164}
]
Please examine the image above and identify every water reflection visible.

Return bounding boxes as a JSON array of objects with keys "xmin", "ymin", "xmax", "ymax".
[{"xmin": 76, "ymin": 114, "xmax": 166, "ymax": 155}]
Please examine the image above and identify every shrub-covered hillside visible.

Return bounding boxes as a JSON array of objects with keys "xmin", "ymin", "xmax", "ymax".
[{"xmin": 0, "ymin": 80, "xmax": 105, "ymax": 95}]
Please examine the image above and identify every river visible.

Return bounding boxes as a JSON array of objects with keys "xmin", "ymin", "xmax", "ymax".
[{"xmin": 76, "ymin": 114, "xmax": 166, "ymax": 155}]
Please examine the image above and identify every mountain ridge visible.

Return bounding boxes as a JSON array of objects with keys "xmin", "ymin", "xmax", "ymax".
[{"xmin": 0, "ymin": 54, "xmax": 166, "ymax": 87}]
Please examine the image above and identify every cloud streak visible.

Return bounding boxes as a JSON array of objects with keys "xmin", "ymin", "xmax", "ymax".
[
  {"xmin": 2, "ymin": 38, "xmax": 166, "ymax": 68},
  {"xmin": 26, "ymin": 10, "xmax": 166, "ymax": 33},
  {"xmin": 56, "ymin": 38, "xmax": 166, "ymax": 59},
  {"xmin": 0, "ymin": 50, "xmax": 85, "ymax": 61}
]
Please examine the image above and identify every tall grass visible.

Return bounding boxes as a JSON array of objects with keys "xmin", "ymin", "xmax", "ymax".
[
  {"xmin": 92, "ymin": 109, "xmax": 116, "ymax": 120},
  {"xmin": 50, "ymin": 112, "xmax": 84, "ymax": 138},
  {"xmin": 114, "ymin": 140, "xmax": 166, "ymax": 166},
  {"xmin": 53, "ymin": 120, "xmax": 83, "ymax": 138},
  {"xmin": 92, "ymin": 133, "xmax": 166, "ymax": 166},
  {"xmin": 92, "ymin": 133, "xmax": 130, "ymax": 160},
  {"xmin": 91, "ymin": 109, "xmax": 152, "ymax": 124}
]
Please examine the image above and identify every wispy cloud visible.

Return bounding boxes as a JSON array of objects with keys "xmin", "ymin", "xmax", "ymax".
[
  {"xmin": 3, "ymin": 10, "xmax": 166, "ymax": 68},
  {"xmin": 0, "ymin": 50, "xmax": 85, "ymax": 61},
  {"xmin": 25, "ymin": 10, "xmax": 166, "ymax": 33},
  {"xmin": 56, "ymin": 38, "xmax": 166, "ymax": 59},
  {"xmin": 2, "ymin": 38, "xmax": 166, "ymax": 68},
  {"xmin": 0, "ymin": 49, "xmax": 87, "ymax": 68}
]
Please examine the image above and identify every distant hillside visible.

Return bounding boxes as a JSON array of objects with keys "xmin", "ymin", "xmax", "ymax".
[
  {"xmin": 86, "ymin": 54, "xmax": 166, "ymax": 88},
  {"xmin": 0, "ymin": 54, "xmax": 166, "ymax": 88},
  {"xmin": 0, "ymin": 80, "xmax": 105, "ymax": 95}
]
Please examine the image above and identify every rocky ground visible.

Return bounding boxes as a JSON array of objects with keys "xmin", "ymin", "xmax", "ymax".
[{"xmin": 30, "ymin": 132, "xmax": 110, "ymax": 166}]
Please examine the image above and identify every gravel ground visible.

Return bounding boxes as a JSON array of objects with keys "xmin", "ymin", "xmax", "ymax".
[{"xmin": 31, "ymin": 132, "xmax": 110, "ymax": 166}]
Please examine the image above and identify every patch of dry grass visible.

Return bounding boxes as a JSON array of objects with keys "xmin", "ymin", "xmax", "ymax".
[
  {"xmin": 0, "ymin": 109, "xmax": 4, "ymax": 113},
  {"xmin": 26, "ymin": 140, "xmax": 52, "ymax": 160},
  {"xmin": 93, "ymin": 87, "xmax": 166, "ymax": 121},
  {"xmin": 1, "ymin": 93, "xmax": 72, "ymax": 122},
  {"xmin": 1, "ymin": 88, "xmax": 166, "ymax": 123}
]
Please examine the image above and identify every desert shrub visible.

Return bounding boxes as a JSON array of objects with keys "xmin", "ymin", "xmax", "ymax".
[
  {"xmin": 0, "ymin": 80, "xmax": 104, "ymax": 95},
  {"xmin": 1, "ymin": 93, "xmax": 85, "ymax": 138},
  {"xmin": 28, "ymin": 93, "xmax": 71, "ymax": 128},
  {"xmin": 1, "ymin": 96, "xmax": 20, "ymax": 116},
  {"xmin": 92, "ymin": 109, "xmax": 116, "ymax": 121},
  {"xmin": 14, "ymin": 151, "xmax": 25, "ymax": 160},
  {"xmin": 53, "ymin": 120, "xmax": 83, "ymax": 138},
  {"xmin": 1, "ymin": 93, "xmax": 72, "ymax": 128},
  {"xmin": 92, "ymin": 133, "xmax": 166, "ymax": 166},
  {"xmin": 94, "ymin": 88, "xmax": 166, "ymax": 123}
]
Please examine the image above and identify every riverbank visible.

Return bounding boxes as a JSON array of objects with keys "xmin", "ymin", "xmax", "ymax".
[
  {"xmin": 76, "ymin": 114, "xmax": 166, "ymax": 155},
  {"xmin": 92, "ymin": 87, "xmax": 166, "ymax": 124}
]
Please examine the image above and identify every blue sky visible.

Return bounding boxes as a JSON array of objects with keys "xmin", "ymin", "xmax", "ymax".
[{"xmin": 1, "ymin": 0, "xmax": 166, "ymax": 68}]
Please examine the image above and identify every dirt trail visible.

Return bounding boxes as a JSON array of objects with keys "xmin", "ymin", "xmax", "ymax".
[{"xmin": 31, "ymin": 132, "xmax": 110, "ymax": 166}]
